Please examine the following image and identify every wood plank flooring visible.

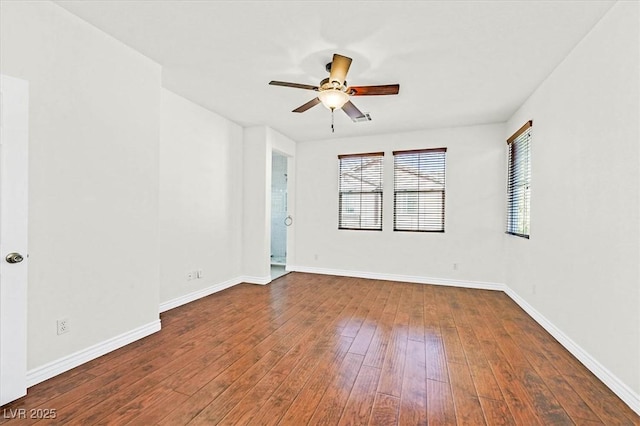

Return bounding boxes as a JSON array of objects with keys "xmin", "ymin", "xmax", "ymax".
[{"xmin": 1, "ymin": 273, "xmax": 638, "ymax": 425}]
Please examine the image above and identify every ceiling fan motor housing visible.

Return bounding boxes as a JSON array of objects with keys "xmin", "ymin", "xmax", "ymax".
[{"xmin": 319, "ymin": 77, "xmax": 347, "ymax": 91}]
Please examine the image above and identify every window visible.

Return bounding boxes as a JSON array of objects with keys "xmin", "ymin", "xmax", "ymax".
[
  {"xmin": 506, "ymin": 120, "xmax": 532, "ymax": 238},
  {"xmin": 393, "ymin": 148, "xmax": 446, "ymax": 232},
  {"xmin": 338, "ymin": 152, "xmax": 384, "ymax": 230}
]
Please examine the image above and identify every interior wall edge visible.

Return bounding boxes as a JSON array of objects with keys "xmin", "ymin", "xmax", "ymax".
[
  {"xmin": 288, "ymin": 265, "xmax": 506, "ymax": 291},
  {"xmin": 159, "ymin": 276, "xmax": 243, "ymax": 313},
  {"xmin": 505, "ymin": 286, "xmax": 640, "ymax": 416},
  {"xmin": 25, "ymin": 320, "xmax": 161, "ymax": 388}
]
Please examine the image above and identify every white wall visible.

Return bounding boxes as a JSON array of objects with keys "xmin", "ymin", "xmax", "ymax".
[
  {"xmin": 294, "ymin": 124, "xmax": 506, "ymax": 286},
  {"xmin": 505, "ymin": 0, "xmax": 639, "ymax": 401},
  {"xmin": 242, "ymin": 127, "xmax": 271, "ymax": 281},
  {"xmin": 0, "ymin": 1, "xmax": 161, "ymax": 369},
  {"xmin": 159, "ymin": 89, "xmax": 243, "ymax": 304}
]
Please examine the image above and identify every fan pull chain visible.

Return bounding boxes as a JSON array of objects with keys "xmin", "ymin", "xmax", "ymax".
[{"xmin": 331, "ymin": 108, "xmax": 335, "ymax": 133}]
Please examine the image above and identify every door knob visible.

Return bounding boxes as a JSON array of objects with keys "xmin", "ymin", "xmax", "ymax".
[{"xmin": 5, "ymin": 252, "xmax": 24, "ymax": 264}]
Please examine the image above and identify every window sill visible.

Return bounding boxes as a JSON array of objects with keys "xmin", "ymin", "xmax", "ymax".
[{"xmin": 506, "ymin": 231, "xmax": 530, "ymax": 239}]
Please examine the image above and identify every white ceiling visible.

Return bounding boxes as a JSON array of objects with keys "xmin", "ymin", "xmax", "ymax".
[{"xmin": 56, "ymin": 0, "xmax": 614, "ymax": 142}]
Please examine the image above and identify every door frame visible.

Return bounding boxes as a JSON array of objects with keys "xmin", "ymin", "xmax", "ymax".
[{"xmin": 0, "ymin": 74, "xmax": 29, "ymax": 406}]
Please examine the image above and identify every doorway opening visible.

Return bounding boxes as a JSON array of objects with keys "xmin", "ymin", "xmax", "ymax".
[{"xmin": 270, "ymin": 152, "xmax": 289, "ymax": 280}]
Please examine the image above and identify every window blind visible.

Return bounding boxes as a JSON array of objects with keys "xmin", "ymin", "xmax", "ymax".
[
  {"xmin": 338, "ymin": 152, "xmax": 384, "ymax": 230},
  {"xmin": 393, "ymin": 148, "xmax": 446, "ymax": 232},
  {"xmin": 506, "ymin": 121, "xmax": 532, "ymax": 238}
]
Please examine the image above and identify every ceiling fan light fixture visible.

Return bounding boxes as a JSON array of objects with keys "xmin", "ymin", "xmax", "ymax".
[{"xmin": 318, "ymin": 89, "xmax": 349, "ymax": 110}]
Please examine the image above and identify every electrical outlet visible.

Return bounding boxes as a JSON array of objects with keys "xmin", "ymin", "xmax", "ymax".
[
  {"xmin": 57, "ymin": 318, "xmax": 70, "ymax": 335},
  {"xmin": 187, "ymin": 271, "xmax": 194, "ymax": 281},
  {"xmin": 196, "ymin": 269, "xmax": 203, "ymax": 279}
]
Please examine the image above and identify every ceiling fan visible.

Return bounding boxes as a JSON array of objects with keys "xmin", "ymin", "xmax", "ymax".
[{"xmin": 269, "ymin": 53, "xmax": 400, "ymax": 132}]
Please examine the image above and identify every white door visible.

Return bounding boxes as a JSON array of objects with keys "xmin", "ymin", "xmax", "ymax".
[{"xmin": 0, "ymin": 74, "xmax": 29, "ymax": 406}]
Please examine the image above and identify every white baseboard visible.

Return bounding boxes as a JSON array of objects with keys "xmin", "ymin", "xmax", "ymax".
[
  {"xmin": 159, "ymin": 277, "xmax": 243, "ymax": 313},
  {"xmin": 288, "ymin": 265, "xmax": 506, "ymax": 291},
  {"xmin": 23, "ymin": 268, "xmax": 640, "ymax": 416},
  {"xmin": 504, "ymin": 287, "xmax": 640, "ymax": 416},
  {"xmin": 26, "ymin": 320, "xmax": 160, "ymax": 387},
  {"xmin": 240, "ymin": 275, "xmax": 271, "ymax": 285},
  {"xmin": 289, "ymin": 264, "xmax": 639, "ymax": 415}
]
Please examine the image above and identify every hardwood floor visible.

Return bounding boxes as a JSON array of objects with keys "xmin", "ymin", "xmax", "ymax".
[{"xmin": 1, "ymin": 273, "xmax": 638, "ymax": 425}]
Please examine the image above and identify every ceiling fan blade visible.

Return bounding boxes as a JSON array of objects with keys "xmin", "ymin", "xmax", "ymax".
[
  {"xmin": 341, "ymin": 100, "xmax": 366, "ymax": 120},
  {"xmin": 348, "ymin": 84, "xmax": 400, "ymax": 96},
  {"xmin": 329, "ymin": 54, "xmax": 352, "ymax": 86},
  {"xmin": 269, "ymin": 81, "xmax": 318, "ymax": 91},
  {"xmin": 292, "ymin": 97, "xmax": 321, "ymax": 113}
]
